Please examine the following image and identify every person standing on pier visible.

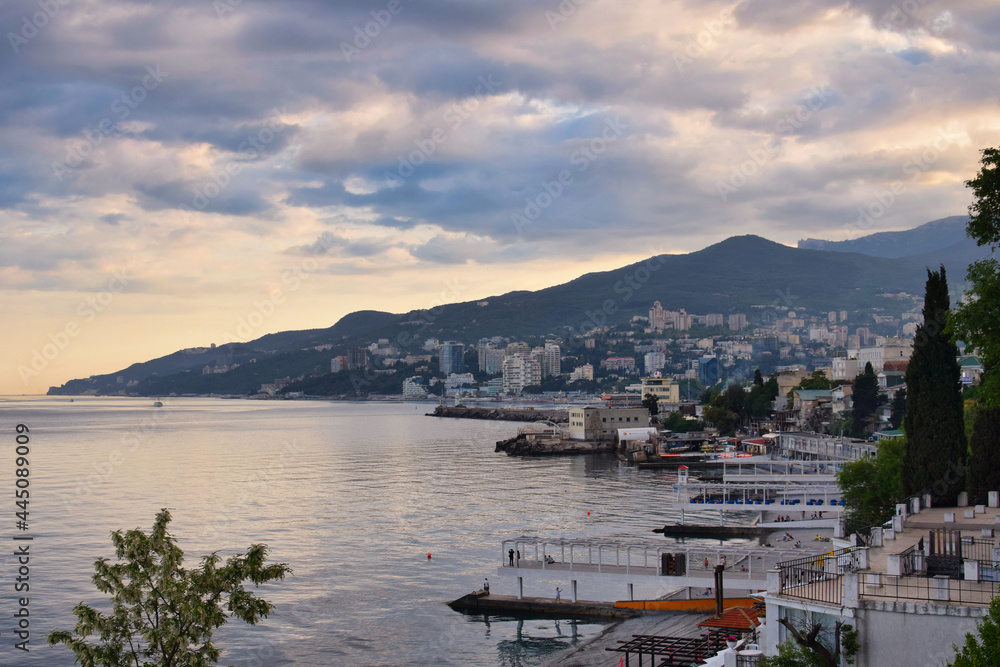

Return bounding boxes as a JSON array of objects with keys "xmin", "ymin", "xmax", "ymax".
[
  {"xmin": 484, "ymin": 578, "xmax": 490, "ymax": 595},
  {"xmin": 508, "ymin": 549, "xmax": 515, "ymax": 566},
  {"xmin": 555, "ymin": 587, "xmax": 561, "ymax": 601}
]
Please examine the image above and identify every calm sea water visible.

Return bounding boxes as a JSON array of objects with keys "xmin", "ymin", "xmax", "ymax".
[{"xmin": 0, "ymin": 397, "xmax": 722, "ymax": 666}]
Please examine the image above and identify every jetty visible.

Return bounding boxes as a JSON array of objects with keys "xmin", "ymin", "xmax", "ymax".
[{"xmin": 427, "ymin": 405, "xmax": 568, "ymax": 422}]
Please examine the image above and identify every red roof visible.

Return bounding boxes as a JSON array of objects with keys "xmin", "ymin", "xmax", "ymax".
[{"xmin": 697, "ymin": 607, "xmax": 761, "ymax": 631}]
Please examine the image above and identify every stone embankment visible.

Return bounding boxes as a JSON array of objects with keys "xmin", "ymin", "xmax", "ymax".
[{"xmin": 427, "ymin": 405, "xmax": 568, "ymax": 422}]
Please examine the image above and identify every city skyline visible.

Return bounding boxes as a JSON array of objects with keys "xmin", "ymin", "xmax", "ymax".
[{"xmin": 3, "ymin": 0, "xmax": 999, "ymax": 394}]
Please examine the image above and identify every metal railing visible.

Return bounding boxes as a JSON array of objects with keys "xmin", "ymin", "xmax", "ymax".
[
  {"xmin": 859, "ymin": 572, "xmax": 1000, "ymax": 606},
  {"xmin": 776, "ymin": 547, "xmax": 859, "ymax": 605},
  {"xmin": 900, "ymin": 545, "xmax": 926, "ymax": 576}
]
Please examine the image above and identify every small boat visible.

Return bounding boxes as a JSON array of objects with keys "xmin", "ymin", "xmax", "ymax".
[{"xmin": 152, "ymin": 399, "xmax": 163, "ymax": 407}]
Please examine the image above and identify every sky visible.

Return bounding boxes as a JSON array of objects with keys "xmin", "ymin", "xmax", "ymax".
[{"xmin": 2, "ymin": 0, "xmax": 999, "ymax": 395}]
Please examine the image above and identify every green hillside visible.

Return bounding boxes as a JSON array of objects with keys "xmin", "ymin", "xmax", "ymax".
[{"xmin": 47, "ymin": 228, "xmax": 989, "ymax": 396}]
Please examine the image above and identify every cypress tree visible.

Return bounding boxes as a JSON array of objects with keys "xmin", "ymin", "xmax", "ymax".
[
  {"xmin": 967, "ymin": 408, "xmax": 1000, "ymax": 506},
  {"xmin": 902, "ymin": 266, "xmax": 966, "ymax": 505},
  {"xmin": 851, "ymin": 362, "xmax": 882, "ymax": 437}
]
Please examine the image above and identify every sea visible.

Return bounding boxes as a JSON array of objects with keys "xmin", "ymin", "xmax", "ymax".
[{"xmin": 0, "ymin": 397, "xmax": 732, "ymax": 666}]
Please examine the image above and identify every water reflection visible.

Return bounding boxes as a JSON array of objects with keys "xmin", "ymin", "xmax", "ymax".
[{"xmin": 495, "ymin": 618, "xmax": 591, "ymax": 667}]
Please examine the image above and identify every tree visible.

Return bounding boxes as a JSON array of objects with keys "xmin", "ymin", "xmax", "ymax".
[
  {"xmin": 788, "ymin": 370, "xmax": 831, "ymax": 399},
  {"xmin": 966, "ymin": 408, "xmax": 1000, "ymax": 506},
  {"xmin": 949, "ymin": 596, "xmax": 1000, "ymax": 666},
  {"xmin": 889, "ymin": 387, "xmax": 907, "ymax": 429},
  {"xmin": 663, "ymin": 410, "xmax": 701, "ymax": 433},
  {"xmin": 965, "ymin": 147, "xmax": 1000, "ymax": 249},
  {"xmin": 642, "ymin": 392, "xmax": 660, "ymax": 417},
  {"xmin": 723, "ymin": 384, "xmax": 747, "ymax": 418},
  {"xmin": 703, "ymin": 405, "xmax": 738, "ymax": 436},
  {"xmin": 850, "ymin": 362, "xmax": 884, "ymax": 437},
  {"xmin": 48, "ymin": 509, "xmax": 291, "ymax": 667},
  {"xmin": 837, "ymin": 437, "xmax": 905, "ymax": 533},
  {"xmin": 804, "ymin": 405, "xmax": 832, "ymax": 433},
  {"xmin": 747, "ymin": 377, "xmax": 779, "ymax": 420},
  {"xmin": 903, "ymin": 267, "xmax": 967, "ymax": 506},
  {"xmin": 753, "ymin": 368, "xmax": 764, "ymax": 386},
  {"xmin": 954, "ymin": 146, "xmax": 1000, "ymax": 408},
  {"xmin": 759, "ymin": 620, "xmax": 858, "ymax": 667}
]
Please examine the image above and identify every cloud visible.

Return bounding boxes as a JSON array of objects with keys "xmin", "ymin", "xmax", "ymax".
[{"xmin": 0, "ymin": 0, "xmax": 998, "ymax": 294}]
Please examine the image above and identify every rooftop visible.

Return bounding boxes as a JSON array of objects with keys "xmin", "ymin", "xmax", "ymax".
[{"xmin": 772, "ymin": 499, "xmax": 1000, "ymax": 609}]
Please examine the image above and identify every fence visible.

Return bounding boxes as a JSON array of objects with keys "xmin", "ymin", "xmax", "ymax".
[
  {"xmin": 776, "ymin": 547, "xmax": 860, "ymax": 605},
  {"xmin": 859, "ymin": 572, "xmax": 1000, "ymax": 606}
]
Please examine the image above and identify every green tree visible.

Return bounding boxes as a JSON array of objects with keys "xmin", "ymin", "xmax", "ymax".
[
  {"xmin": 788, "ymin": 370, "xmax": 831, "ymax": 399},
  {"xmin": 954, "ymin": 147, "xmax": 1000, "ymax": 408},
  {"xmin": 966, "ymin": 407, "xmax": 1000, "ymax": 506},
  {"xmin": 837, "ymin": 437, "xmax": 905, "ymax": 533},
  {"xmin": 642, "ymin": 392, "xmax": 660, "ymax": 417},
  {"xmin": 663, "ymin": 410, "xmax": 700, "ymax": 433},
  {"xmin": 903, "ymin": 267, "xmax": 967, "ymax": 506},
  {"xmin": 759, "ymin": 621, "xmax": 857, "ymax": 667},
  {"xmin": 850, "ymin": 362, "xmax": 884, "ymax": 437},
  {"xmin": 889, "ymin": 387, "xmax": 907, "ymax": 429},
  {"xmin": 703, "ymin": 405, "xmax": 738, "ymax": 436},
  {"xmin": 723, "ymin": 384, "xmax": 747, "ymax": 418},
  {"xmin": 747, "ymin": 378, "xmax": 779, "ymax": 420},
  {"xmin": 753, "ymin": 368, "xmax": 764, "ymax": 386},
  {"xmin": 965, "ymin": 147, "xmax": 1000, "ymax": 249},
  {"xmin": 48, "ymin": 509, "xmax": 291, "ymax": 667},
  {"xmin": 949, "ymin": 596, "xmax": 1000, "ymax": 666}
]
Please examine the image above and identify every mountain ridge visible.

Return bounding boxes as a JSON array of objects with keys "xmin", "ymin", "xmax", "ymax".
[{"xmin": 48, "ymin": 218, "xmax": 986, "ymax": 396}]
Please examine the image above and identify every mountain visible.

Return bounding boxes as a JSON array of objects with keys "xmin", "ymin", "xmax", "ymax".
[
  {"xmin": 48, "ymin": 223, "xmax": 991, "ymax": 396},
  {"xmin": 797, "ymin": 216, "xmax": 970, "ymax": 258}
]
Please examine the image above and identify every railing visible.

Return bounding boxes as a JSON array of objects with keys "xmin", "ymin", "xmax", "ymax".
[
  {"xmin": 859, "ymin": 572, "xmax": 1000, "ymax": 606},
  {"xmin": 900, "ymin": 545, "xmax": 926, "ymax": 576},
  {"xmin": 776, "ymin": 547, "xmax": 859, "ymax": 605},
  {"xmin": 961, "ymin": 536, "xmax": 996, "ymax": 563},
  {"xmin": 737, "ymin": 653, "xmax": 763, "ymax": 667}
]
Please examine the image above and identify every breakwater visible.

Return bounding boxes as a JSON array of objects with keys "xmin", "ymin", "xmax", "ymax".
[
  {"xmin": 427, "ymin": 405, "xmax": 568, "ymax": 422},
  {"xmin": 448, "ymin": 592, "xmax": 642, "ymax": 619}
]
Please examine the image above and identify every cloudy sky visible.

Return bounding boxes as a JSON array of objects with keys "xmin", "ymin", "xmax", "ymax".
[{"xmin": 2, "ymin": 0, "xmax": 999, "ymax": 394}]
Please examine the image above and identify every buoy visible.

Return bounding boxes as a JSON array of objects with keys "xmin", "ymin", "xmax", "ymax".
[
  {"xmin": 587, "ymin": 510, "xmax": 590, "ymax": 516},
  {"xmin": 427, "ymin": 553, "xmax": 432, "ymax": 560}
]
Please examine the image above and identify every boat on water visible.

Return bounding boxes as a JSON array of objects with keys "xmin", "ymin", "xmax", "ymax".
[{"xmin": 152, "ymin": 398, "xmax": 163, "ymax": 407}]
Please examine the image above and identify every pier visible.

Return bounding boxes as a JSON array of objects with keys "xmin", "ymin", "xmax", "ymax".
[{"xmin": 495, "ymin": 536, "xmax": 824, "ymax": 603}]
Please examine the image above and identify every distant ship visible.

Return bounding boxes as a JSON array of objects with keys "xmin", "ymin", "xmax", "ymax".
[{"xmin": 152, "ymin": 398, "xmax": 163, "ymax": 407}]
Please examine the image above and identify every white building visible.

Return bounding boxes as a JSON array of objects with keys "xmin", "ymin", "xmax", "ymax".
[
  {"xmin": 444, "ymin": 373, "xmax": 475, "ymax": 389},
  {"xmin": 649, "ymin": 301, "xmax": 668, "ymax": 331},
  {"xmin": 502, "ymin": 353, "xmax": 541, "ymax": 395},
  {"xmin": 543, "ymin": 342, "xmax": 561, "ymax": 377},
  {"xmin": 402, "ymin": 376, "xmax": 428, "ymax": 399},
  {"xmin": 831, "ymin": 357, "xmax": 860, "ymax": 381},
  {"xmin": 570, "ymin": 364, "xmax": 594, "ymax": 382},
  {"xmin": 567, "ymin": 406, "xmax": 650, "ymax": 440},
  {"xmin": 856, "ymin": 337, "xmax": 913, "ymax": 373},
  {"xmin": 643, "ymin": 351, "xmax": 666, "ymax": 375}
]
